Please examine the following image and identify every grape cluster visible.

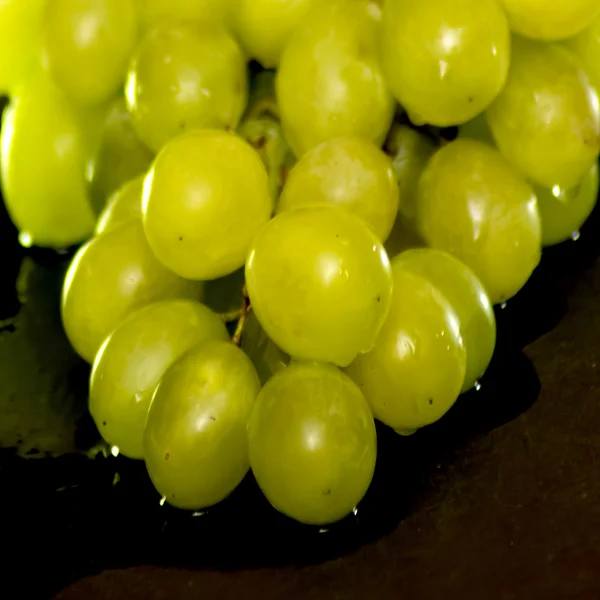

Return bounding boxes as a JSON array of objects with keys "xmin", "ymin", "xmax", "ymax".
[{"xmin": 1, "ymin": 0, "xmax": 599, "ymax": 526}]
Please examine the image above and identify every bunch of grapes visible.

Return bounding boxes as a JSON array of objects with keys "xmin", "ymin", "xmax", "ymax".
[{"xmin": 1, "ymin": 0, "xmax": 599, "ymax": 526}]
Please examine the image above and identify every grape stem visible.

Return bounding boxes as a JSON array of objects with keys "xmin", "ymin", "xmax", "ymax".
[
  {"xmin": 220, "ymin": 308, "xmax": 243, "ymax": 323},
  {"xmin": 232, "ymin": 286, "xmax": 250, "ymax": 347}
]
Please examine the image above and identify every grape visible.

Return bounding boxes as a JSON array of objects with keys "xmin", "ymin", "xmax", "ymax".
[
  {"xmin": 43, "ymin": 0, "xmax": 138, "ymax": 106},
  {"xmin": 381, "ymin": 0, "xmax": 510, "ymax": 127},
  {"xmin": 0, "ymin": 0, "xmax": 46, "ymax": 94},
  {"xmin": 137, "ymin": 0, "xmax": 229, "ymax": 30},
  {"xmin": 384, "ymin": 124, "xmax": 437, "ymax": 223},
  {"xmin": 277, "ymin": 137, "xmax": 399, "ymax": 242},
  {"xmin": 1, "ymin": 71, "xmax": 95, "ymax": 249},
  {"xmin": 457, "ymin": 111, "xmax": 494, "ymax": 145},
  {"xmin": 566, "ymin": 13, "xmax": 600, "ymax": 92},
  {"xmin": 241, "ymin": 311, "xmax": 289, "ymax": 385},
  {"xmin": 87, "ymin": 97, "xmax": 154, "ymax": 215},
  {"xmin": 276, "ymin": 0, "xmax": 395, "ymax": 157},
  {"xmin": 61, "ymin": 221, "xmax": 203, "ymax": 363},
  {"xmin": 144, "ymin": 340, "xmax": 260, "ymax": 507},
  {"xmin": 245, "ymin": 206, "xmax": 393, "ymax": 367},
  {"xmin": 393, "ymin": 248, "xmax": 496, "ymax": 392},
  {"xmin": 203, "ymin": 268, "xmax": 246, "ymax": 315},
  {"xmin": 230, "ymin": 0, "xmax": 319, "ymax": 68},
  {"xmin": 248, "ymin": 361, "xmax": 377, "ymax": 525},
  {"xmin": 90, "ymin": 300, "xmax": 229, "ymax": 459},
  {"xmin": 384, "ymin": 214, "xmax": 427, "ymax": 260},
  {"xmin": 487, "ymin": 37, "xmax": 600, "ymax": 190},
  {"xmin": 497, "ymin": 0, "xmax": 600, "ymax": 41},
  {"xmin": 535, "ymin": 164, "xmax": 599, "ymax": 247},
  {"xmin": 346, "ymin": 261, "xmax": 466, "ymax": 433},
  {"xmin": 125, "ymin": 23, "xmax": 247, "ymax": 152},
  {"xmin": 95, "ymin": 175, "xmax": 144, "ymax": 236},
  {"xmin": 415, "ymin": 139, "xmax": 542, "ymax": 305},
  {"xmin": 143, "ymin": 129, "xmax": 272, "ymax": 280}
]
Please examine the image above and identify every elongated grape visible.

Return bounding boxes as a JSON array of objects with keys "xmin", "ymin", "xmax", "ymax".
[
  {"xmin": 144, "ymin": 340, "xmax": 260, "ymax": 507},
  {"xmin": 137, "ymin": 0, "xmax": 229, "ymax": 30},
  {"xmin": 497, "ymin": 0, "xmax": 600, "ymax": 41},
  {"xmin": 125, "ymin": 23, "xmax": 247, "ymax": 152},
  {"xmin": 1, "ymin": 71, "xmax": 95, "ymax": 249},
  {"xmin": 43, "ymin": 0, "xmax": 138, "ymax": 106},
  {"xmin": 95, "ymin": 175, "xmax": 144, "ymax": 236},
  {"xmin": 245, "ymin": 207, "xmax": 393, "ymax": 367},
  {"xmin": 487, "ymin": 37, "xmax": 600, "ymax": 190},
  {"xmin": 90, "ymin": 301, "xmax": 229, "ymax": 459},
  {"xmin": 87, "ymin": 97, "xmax": 154, "ymax": 215},
  {"xmin": 143, "ymin": 129, "xmax": 272, "ymax": 280},
  {"xmin": 381, "ymin": 0, "xmax": 510, "ymax": 126},
  {"xmin": 416, "ymin": 139, "xmax": 541, "ymax": 305},
  {"xmin": 230, "ymin": 0, "xmax": 319, "ymax": 68},
  {"xmin": 276, "ymin": 0, "xmax": 395, "ymax": 157},
  {"xmin": 61, "ymin": 221, "xmax": 203, "ymax": 363},
  {"xmin": 536, "ymin": 164, "xmax": 599, "ymax": 247},
  {"xmin": 346, "ymin": 263, "xmax": 466, "ymax": 433},
  {"xmin": 566, "ymin": 13, "xmax": 600, "ymax": 92},
  {"xmin": 277, "ymin": 137, "xmax": 399, "ymax": 242},
  {"xmin": 393, "ymin": 248, "xmax": 496, "ymax": 392},
  {"xmin": 248, "ymin": 361, "xmax": 377, "ymax": 525}
]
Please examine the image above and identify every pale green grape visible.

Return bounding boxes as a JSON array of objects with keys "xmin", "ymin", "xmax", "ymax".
[
  {"xmin": 497, "ymin": 0, "xmax": 600, "ymax": 41},
  {"xmin": 203, "ymin": 268, "xmax": 246, "ymax": 315},
  {"xmin": 230, "ymin": 0, "xmax": 319, "ymax": 68},
  {"xmin": 384, "ymin": 124, "xmax": 437, "ymax": 223},
  {"xmin": 61, "ymin": 221, "xmax": 203, "ymax": 363},
  {"xmin": 536, "ymin": 164, "xmax": 599, "ymax": 247},
  {"xmin": 144, "ymin": 340, "xmax": 260, "ymax": 507},
  {"xmin": 43, "ymin": 0, "xmax": 138, "ymax": 106},
  {"xmin": 137, "ymin": 0, "xmax": 230, "ymax": 30},
  {"xmin": 241, "ymin": 311, "xmax": 289, "ymax": 385},
  {"xmin": 143, "ymin": 129, "xmax": 272, "ymax": 280},
  {"xmin": 276, "ymin": 0, "xmax": 395, "ymax": 157},
  {"xmin": 346, "ymin": 263, "xmax": 466, "ymax": 432},
  {"xmin": 381, "ymin": 0, "xmax": 510, "ymax": 126},
  {"xmin": 393, "ymin": 248, "xmax": 496, "ymax": 392},
  {"xmin": 384, "ymin": 213, "xmax": 427, "ymax": 260},
  {"xmin": 415, "ymin": 139, "xmax": 542, "ymax": 305},
  {"xmin": 277, "ymin": 137, "xmax": 399, "ymax": 242},
  {"xmin": 90, "ymin": 300, "xmax": 229, "ymax": 459},
  {"xmin": 125, "ymin": 23, "xmax": 247, "ymax": 152},
  {"xmin": 0, "ymin": 0, "xmax": 46, "ymax": 94},
  {"xmin": 245, "ymin": 206, "xmax": 393, "ymax": 367},
  {"xmin": 487, "ymin": 37, "xmax": 600, "ymax": 190},
  {"xmin": 248, "ymin": 361, "xmax": 377, "ymax": 525},
  {"xmin": 87, "ymin": 97, "xmax": 154, "ymax": 215},
  {"xmin": 1, "ymin": 71, "xmax": 95, "ymax": 249},
  {"xmin": 566, "ymin": 13, "xmax": 600, "ymax": 92},
  {"xmin": 95, "ymin": 175, "xmax": 144, "ymax": 236}
]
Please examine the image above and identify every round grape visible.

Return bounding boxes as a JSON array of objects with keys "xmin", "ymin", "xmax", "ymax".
[{"xmin": 95, "ymin": 175, "xmax": 144, "ymax": 236}]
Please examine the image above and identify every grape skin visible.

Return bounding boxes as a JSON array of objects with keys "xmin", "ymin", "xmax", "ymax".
[{"xmin": 95, "ymin": 175, "xmax": 144, "ymax": 236}]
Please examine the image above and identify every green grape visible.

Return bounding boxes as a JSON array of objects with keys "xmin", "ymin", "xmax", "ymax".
[
  {"xmin": 90, "ymin": 300, "xmax": 229, "ymax": 459},
  {"xmin": 245, "ymin": 206, "xmax": 393, "ymax": 367},
  {"xmin": 203, "ymin": 268, "xmax": 246, "ymax": 315},
  {"xmin": 346, "ymin": 263, "xmax": 466, "ymax": 433},
  {"xmin": 457, "ymin": 111, "xmax": 494, "ymax": 145},
  {"xmin": 241, "ymin": 311, "xmax": 289, "ymax": 385},
  {"xmin": 95, "ymin": 175, "xmax": 144, "ymax": 236},
  {"xmin": 61, "ymin": 221, "xmax": 203, "ymax": 363},
  {"xmin": 1, "ymin": 71, "xmax": 95, "ymax": 249},
  {"xmin": 137, "ymin": 0, "xmax": 229, "ymax": 30},
  {"xmin": 143, "ymin": 129, "xmax": 272, "ymax": 280},
  {"xmin": 230, "ymin": 0, "xmax": 319, "ymax": 68},
  {"xmin": 276, "ymin": 0, "xmax": 395, "ymax": 157},
  {"xmin": 248, "ymin": 361, "xmax": 377, "ymax": 525},
  {"xmin": 144, "ymin": 340, "xmax": 260, "ymax": 507},
  {"xmin": 125, "ymin": 23, "xmax": 247, "ymax": 152},
  {"xmin": 497, "ymin": 0, "xmax": 600, "ymax": 41},
  {"xmin": 535, "ymin": 164, "xmax": 599, "ymax": 247},
  {"xmin": 393, "ymin": 248, "xmax": 496, "ymax": 392},
  {"xmin": 0, "ymin": 0, "xmax": 46, "ymax": 94},
  {"xmin": 43, "ymin": 0, "xmax": 138, "ymax": 106},
  {"xmin": 566, "ymin": 13, "xmax": 600, "ymax": 92},
  {"xmin": 415, "ymin": 139, "xmax": 542, "ymax": 305},
  {"xmin": 277, "ymin": 137, "xmax": 399, "ymax": 242},
  {"xmin": 384, "ymin": 213, "xmax": 427, "ymax": 260},
  {"xmin": 384, "ymin": 124, "xmax": 437, "ymax": 223},
  {"xmin": 381, "ymin": 0, "xmax": 510, "ymax": 126},
  {"xmin": 487, "ymin": 37, "xmax": 600, "ymax": 190},
  {"xmin": 87, "ymin": 97, "xmax": 154, "ymax": 215}
]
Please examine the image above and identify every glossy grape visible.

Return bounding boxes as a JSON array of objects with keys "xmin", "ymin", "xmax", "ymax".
[
  {"xmin": 95, "ymin": 175, "xmax": 144, "ymax": 236},
  {"xmin": 248, "ymin": 361, "xmax": 377, "ymax": 525},
  {"xmin": 144, "ymin": 340, "xmax": 260, "ymax": 508},
  {"xmin": 245, "ymin": 206, "xmax": 393, "ymax": 367},
  {"xmin": 90, "ymin": 300, "xmax": 229, "ymax": 459},
  {"xmin": 566, "ymin": 13, "xmax": 600, "ymax": 92},
  {"xmin": 143, "ymin": 129, "xmax": 272, "ymax": 280}
]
